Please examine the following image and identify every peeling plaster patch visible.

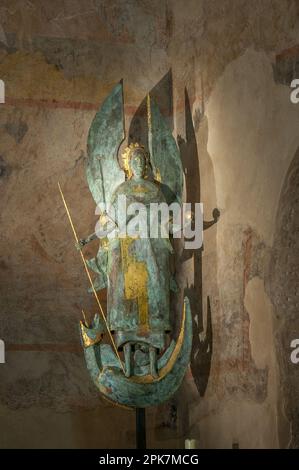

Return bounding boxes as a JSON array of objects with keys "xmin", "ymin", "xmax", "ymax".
[
  {"xmin": 0, "ymin": 155, "xmax": 10, "ymax": 180},
  {"xmin": 4, "ymin": 114, "xmax": 28, "ymax": 143},
  {"xmin": 209, "ymin": 223, "xmax": 273, "ymax": 406},
  {"xmin": 244, "ymin": 276, "xmax": 280, "ymax": 447},
  {"xmin": 0, "ymin": 351, "xmax": 100, "ymax": 413},
  {"xmin": 273, "ymin": 45, "xmax": 299, "ymax": 86},
  {"xmin": 245, "ymin": 277, "xmax": 273, "ymax": 370},
  {"xmin": 0, "ymin": 24, "xmax": 8, "ymax": 47},
  {"xmin": 0, "ymin": 259, "xmax": 9, "ymax": 270},
  {"xmin": 30, "ymin": 234, "xmax": 53, "ymax": 264}
]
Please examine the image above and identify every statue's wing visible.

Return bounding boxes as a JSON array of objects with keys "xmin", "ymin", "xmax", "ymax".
[
  {"xmin": 87, "ymin": 82, "xmax": 125, "ymax": 209},
  {"xmin": 149, "ymin": 97, "xmax": 183, "ymax": 204}
]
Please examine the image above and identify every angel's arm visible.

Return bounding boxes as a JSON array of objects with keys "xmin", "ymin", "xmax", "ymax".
[
  {"xmin": 76, "ymin": 232, "xmax": 98, "ymax": 250},
  {"xmin": 76, "ymin": 212, "xmax": 118, "ymax": 250},
  {"xmin": 169, "ymin": 211, "xmax": 194, "ymax": 235}
]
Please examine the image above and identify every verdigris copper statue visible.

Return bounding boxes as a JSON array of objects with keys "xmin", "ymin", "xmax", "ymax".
[{"xmin": 61, "ymin": 82, "xmax": 193, "ymax": 408}]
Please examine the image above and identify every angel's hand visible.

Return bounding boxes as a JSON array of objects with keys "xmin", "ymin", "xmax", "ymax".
[
  {"xmin": 184, "ymin": 210, "xmax": 194, "ymax": 225},
  {"xmin": 75, "ymin": 239, "xmax": 87, "ymax": 251}
]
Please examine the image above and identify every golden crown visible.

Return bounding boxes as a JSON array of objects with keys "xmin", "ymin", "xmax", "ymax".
[{"xmin": 121, "ymin": 142, "xmax": 148, "ymax": 179}]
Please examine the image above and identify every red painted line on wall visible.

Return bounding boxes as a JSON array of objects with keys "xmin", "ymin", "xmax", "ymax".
[
  {"xmin": 4, "ymin": 96, "xmax": 139, "ymax": 114},
  {"xmin": 5, "ymin": 96, "xmax": 98, "ymax": 110},
  {"xmin": 276, "ymin": 44, "xmax": 299, "ymax": 61},
  {"xmin": 6, "ymin": 343, "xmax": 81, "ymax": 353},
  {"xmin": 4, "ymin": 96, "xmax": 190, "ymax": 115}
]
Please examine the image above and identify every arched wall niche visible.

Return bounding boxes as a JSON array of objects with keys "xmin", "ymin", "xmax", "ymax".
[{"xmin": 269, "ymin": 146, "xmax": 299, "ymax": 448}]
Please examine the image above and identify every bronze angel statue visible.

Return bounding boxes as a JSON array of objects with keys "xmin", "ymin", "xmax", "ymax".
[{"xmin": 73, "ymin": 82, "xmax": 193, "ymax": 408}]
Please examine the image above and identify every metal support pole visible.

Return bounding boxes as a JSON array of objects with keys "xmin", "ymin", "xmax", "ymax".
[{"xmin": 136, "ymin": 408, "xmax": 146, "ymax": 449}]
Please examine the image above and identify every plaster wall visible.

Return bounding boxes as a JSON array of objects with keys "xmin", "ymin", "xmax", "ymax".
[{"xmin": 0, "ymin": 0, "xmax": 299, "ymax": 448}]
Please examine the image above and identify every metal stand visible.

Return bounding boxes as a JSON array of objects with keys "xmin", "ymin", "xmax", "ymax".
[{"xmin": 136, "ymin": 408, "xmax": 146, "ymax": 449}]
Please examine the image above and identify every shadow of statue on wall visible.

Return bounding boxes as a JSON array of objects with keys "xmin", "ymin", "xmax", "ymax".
[
  {"xmin": 179, "ymin": 88, "xmax": 219, "ymax": 397},
  {"xmin": 129, "ymin": 75, "xmax": 219, "ymax": 398},
  {"xmin": 128, "ymin": 69, "xmax": 174, "ymax": 150},
  {"xmin": 128, "ymin": 74, "xmax": 219, "ymax": 441}
]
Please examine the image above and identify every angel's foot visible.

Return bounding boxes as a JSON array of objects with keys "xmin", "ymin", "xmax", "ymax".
[
  {"xmin": 124, "ymin": 342, "xmax": 132, "ymax": 378},
  {"xmin": 149, "ymin": 346, "xmax": 158, "ymax": 378},
  {"xmin": 79, "ymin": 313, "xmax": 104, "ymax": 348}
]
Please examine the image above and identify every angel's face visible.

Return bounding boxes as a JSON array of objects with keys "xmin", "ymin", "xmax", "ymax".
[{"xmin": 130, "ymin": 149, "xmax": 146, "ymax": 179}]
